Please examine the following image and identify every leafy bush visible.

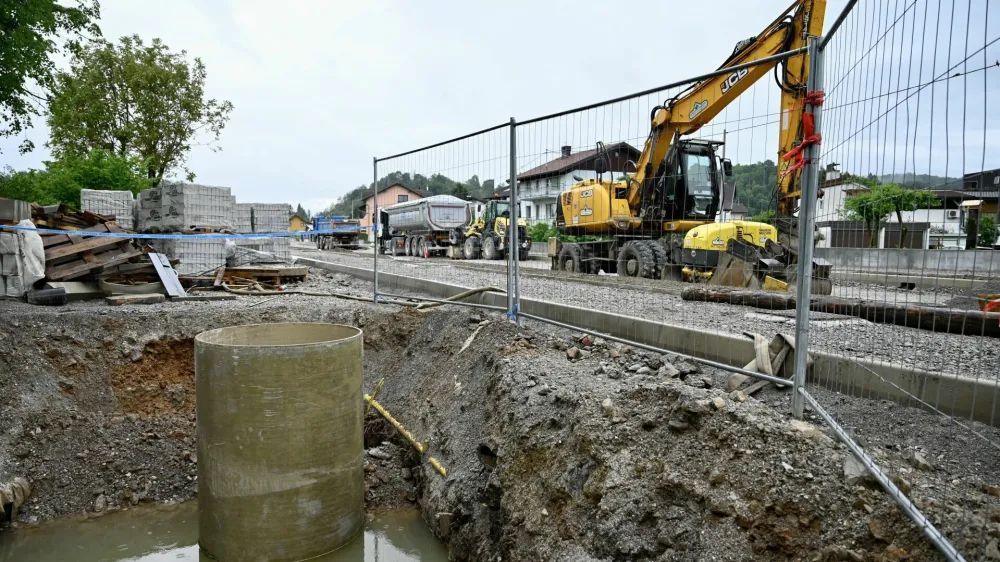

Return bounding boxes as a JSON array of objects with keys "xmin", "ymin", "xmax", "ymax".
[{"xmin": 0, "ymin": 150, "xmax": 153, "ymax": 208}]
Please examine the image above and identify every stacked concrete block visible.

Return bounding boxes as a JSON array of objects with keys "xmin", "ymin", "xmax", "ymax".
[
  {"xmin": 227, "ymin": 237, "xmax": 292, "ymax": 266},
  {"xmin": 150, "ymin": 238, "xmax": 227, "ymax": 276},
  {"xmin": 250, "ymin": 203, "xmax": 292, "ymax": 233},
  {"xmin": 0, "ymin": 232, "xmax": 21, "ymax": 297},
  {"xmin": 235, "ymin": 203, "xmax": 254, "ymax": 233},
  {"xmin": 136, "ymin": 183, "xmax": 235, "ymax": 232},
  {"xmin": 80, "ymin": 189, "xmax": 135, "ymax": 230}
]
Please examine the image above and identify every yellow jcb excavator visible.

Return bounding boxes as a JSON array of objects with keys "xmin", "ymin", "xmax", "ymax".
[{"xmin": 549, "ymin": 0, "xmax": 833, "ymax": 294}]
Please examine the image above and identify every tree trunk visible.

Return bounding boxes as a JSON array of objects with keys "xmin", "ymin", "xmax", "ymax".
[
  {"xmin": 895, "ymin": 209, "xmax": 906, "ymax": 248},
  {"xmin": 680, "ymin": 286, "xmax": 1000, "ymax": 338}
]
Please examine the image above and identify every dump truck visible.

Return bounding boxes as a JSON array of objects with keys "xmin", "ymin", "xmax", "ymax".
[
  {"xmin": 313, "ymin": 216, "xmax": 362, "ymax": 250},
  {"xmin": 378, "ymin": 195, "xmax": 472, "ymax": 258}
]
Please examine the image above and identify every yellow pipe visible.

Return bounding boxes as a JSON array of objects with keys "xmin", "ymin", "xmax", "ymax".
[
  {"xmin": 428, "ymin": 457, "xmax": 447, "ymax": 477},
  {"xmin": 365, "ymin": 378, "xmax": 385, "ymax": 416},
  {"xmin": 364, "ymin": 394, "xmax": 428, "ymax": 455}
]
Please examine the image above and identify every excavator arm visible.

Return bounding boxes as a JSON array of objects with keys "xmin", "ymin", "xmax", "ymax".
[{"xmin": 626, "ymin": 0, "xmax": 826, "ymax": 216}]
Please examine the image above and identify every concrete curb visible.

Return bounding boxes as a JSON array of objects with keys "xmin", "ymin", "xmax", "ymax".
[
  {"xmin": 834, "ymin": 270, "xmax": 989, "ymax": 290},
  {"xmin": 295, "ymin": 255, "xmax": 1000, "ymax": 427}
]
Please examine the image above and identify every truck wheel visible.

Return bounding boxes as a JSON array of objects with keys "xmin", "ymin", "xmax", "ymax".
[
  {"xmin": 390, "ymin": 240, "xmax": 402, "ymax": 257},
  {"xmin": 482, "ymin": 236, "xmax": 499, "ymax": 260},
  {"xmin": 404, "ymin": 236, "xmax": 413, "ymax": 256},
  {"xmin": 557, "ymin": 244, "xmax": 582, "ymax": 273},
  {"xmin": 463, "ymin": 236, "xmax": 480, "ymax": 259},
  {"xmin": 418, "ymin": 237, "xmax": 429, "ymax": 258},
  {"xmin": 617, "ymin": 241, "xmax": 656, "ymax": 278}
]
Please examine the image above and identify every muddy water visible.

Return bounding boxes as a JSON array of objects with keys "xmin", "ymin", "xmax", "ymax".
[{"xmin": 0, "ymin": 502, "xmax": 448, "ymax": 562}]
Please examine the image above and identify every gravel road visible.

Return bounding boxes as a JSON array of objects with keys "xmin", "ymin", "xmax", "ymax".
[{"xmin": 296, "ymin": 244, "xmax": 1000, "ymax": 386}]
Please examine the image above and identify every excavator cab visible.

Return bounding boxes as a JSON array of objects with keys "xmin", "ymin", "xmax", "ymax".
[{"xmin": 641, "ymin": 139, "xmax": 726, "ymax": 226}]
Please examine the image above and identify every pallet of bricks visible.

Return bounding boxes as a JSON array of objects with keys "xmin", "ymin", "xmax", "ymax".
[
  {"xmin": 227, "ymin": 203, "xmax": 293, "ymax": 267},
  {"xmin": 80, "ymin": 189, "xmax": 135, "ymax": 230},
  {"xmin": 137, "ymin": 183, "xmax": 235, "ymax": 276}
]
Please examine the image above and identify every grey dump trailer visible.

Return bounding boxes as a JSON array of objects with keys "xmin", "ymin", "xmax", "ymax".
[{"xmin": 378, "ymin": 195, "xmax": 471, "ymax": 258}]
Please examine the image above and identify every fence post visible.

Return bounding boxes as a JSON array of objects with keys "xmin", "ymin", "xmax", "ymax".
[
  {"xmin": 372, "ymin": 156, "xmax": 379, "ymax": 302},
  {"xmin": 790, "ymin": 36, "xmax": 824, "ymax": 419},
  {"xmin": 507, "ymin": 117, "xmax": 521, "ymax": 320}
]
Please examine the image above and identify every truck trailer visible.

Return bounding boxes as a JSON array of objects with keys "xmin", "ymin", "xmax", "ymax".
[{"xmin": 378, "ymin": 195, "xmax": 472, "ymax": 258}]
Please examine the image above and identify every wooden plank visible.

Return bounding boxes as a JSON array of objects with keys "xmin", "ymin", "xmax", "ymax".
[
  {"xmin": 46, "ymin": 247, "xmax": 143, "ymax": 281},
  {"xmin": 172, "ymin": 293, "xmax": 237, "ymax": 302},
  {"xmin": 226, "ymin": 265, "xmax": 308, "ymax": 278},
  {"xmin": 42, "ymin": 224, "xmax": 111, "ymax": 248},
  {"xmin": 44, "ymin": 235, "xmax": 125, "ymax": 260},
  {"xmin": 213, "ymin": 267, "xmax": 226, "ymax": 287},
  {"xmin": 106, "ymin": 294, "xmax": 166, "ymax": 306},
  {"xmin": 148, "ymin": 252, "xmax": 186, "ymax": 297}
]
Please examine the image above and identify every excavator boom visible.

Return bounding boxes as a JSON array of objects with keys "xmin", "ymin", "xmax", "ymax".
[{"xmin": 626, "ymin": 0, "xmax": 825, "ymax": 215}]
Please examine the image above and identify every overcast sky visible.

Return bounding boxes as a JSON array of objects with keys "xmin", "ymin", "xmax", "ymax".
[{"xmin": 3, "ymin": 0, "xmax": 998, "ymax": 212}]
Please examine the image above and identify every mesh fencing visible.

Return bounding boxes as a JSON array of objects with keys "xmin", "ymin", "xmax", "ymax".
[
  {"xmin": 324, "ymin": 1, "xmax": 1000, "ymax": 558},
  {"xmin": 802, "ymin": 0, "xmax": 1000, "ymax": 559},
  {"xmin": 371, "ymin": 125, "xmax": 513, "ymax": 312}
]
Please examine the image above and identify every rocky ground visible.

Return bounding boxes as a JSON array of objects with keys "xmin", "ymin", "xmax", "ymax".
[
  {"xmin": 2, "ymin": 267, "xmax": 1000, "ymax": 561},
  {"xmin": 299, "ymin": 246, "xmax": 1000, "ymax": 381}
]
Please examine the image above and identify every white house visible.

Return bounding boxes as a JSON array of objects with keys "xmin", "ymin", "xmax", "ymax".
[{"xmin": 513, "ymin": 143, "xmax": 642, "ymax": 225}]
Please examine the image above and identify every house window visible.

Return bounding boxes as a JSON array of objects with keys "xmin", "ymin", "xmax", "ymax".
[
  {"xmin": 397, "ymin": 194, "xmax": 409, "ymax": 203},
  {"xmin": 545, "ymin": 178, "xmax": 553, "ymax": 189},
  {"xmin": 525, "ymin": 205, "xmax": 532, "ymax": 219},
  {"xmin": 547, "ymin": 204, "xmax": 555, "ymax": 218}
]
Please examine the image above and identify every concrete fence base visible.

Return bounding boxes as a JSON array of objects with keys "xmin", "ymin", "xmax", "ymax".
[{"xmin": 295, "ymin": 256, "xmax": 1000, "ymax": 428}]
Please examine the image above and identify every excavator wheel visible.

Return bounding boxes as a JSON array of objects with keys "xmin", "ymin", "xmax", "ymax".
[
  {"xmin": 557, "ymin": 244, "xmax": 582, "ymax": 273},
  {"xmin": 617, "ymin": 241, "xmax": 657, "ymax": 279},
  {"xmin": 646, "ymin": 240, "xmax": 669, "ymax": 279},
  {"xmin": 482, "ymin": 236, "xmax": 500, "ymax": 260},
  {"xmin": 582, "ymin": 247, "xmax": 602, "ymax": 275},
  {"xmin": 463, "ymin": 236, "xmax": 481, "ymax": 260}
]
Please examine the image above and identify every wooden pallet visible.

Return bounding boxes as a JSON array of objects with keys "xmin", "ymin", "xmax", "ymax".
[
  {"xmin": 224, "ymin": 265, "xmax": 308, "ymax": 285},
  {"xmin": 43, "ymin": 223, "xmax": 144, "ymax": 281}
]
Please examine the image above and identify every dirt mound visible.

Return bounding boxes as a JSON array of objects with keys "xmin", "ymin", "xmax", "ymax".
[
  {"xmin": 112, "ymin": 339, "xmax": 195, "ymax": 417},
  {"xmin": 359, "ymin": 308, "xmax": 1000, "ymax": 562}
]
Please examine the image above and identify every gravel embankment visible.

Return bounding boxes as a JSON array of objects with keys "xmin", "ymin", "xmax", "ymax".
[{"xmin": 299, "ymin": 245, "xmax": 1000, "ymax": 382}]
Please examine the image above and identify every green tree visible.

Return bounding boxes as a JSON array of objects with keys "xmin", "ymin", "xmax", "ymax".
[
  {"xmin": 842, "ymin": 182, "xmax": 939, "ymax": 247},
  {"xmin": 451, "ymin": 182, "xmax": 470, "ymax": 200},
  {"xmin": 749, "ymin": 209, "xmax": 776, "ymax": 225},
  {"xmin": 0, "ymin": 149, "xmax": 152, "ymax": 207},
  {"xmin": 979, "ymin": 215, "xmax": 998, "ymax": 247},
  {"xmin": 0, "ymin": 0, "xmax": 100, "ymax": 153},
  {"xmin": 46, "ymin": 35, "xmax": 233, "ymax": 184},
  {"xmin": 877, "ymin": 183, "xmax": 940, "ymax": 247}
]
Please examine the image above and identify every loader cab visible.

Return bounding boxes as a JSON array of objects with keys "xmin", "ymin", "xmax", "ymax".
[{"xmin": 486, "ymin": 200, "xmax": 511, "ymax": 233}]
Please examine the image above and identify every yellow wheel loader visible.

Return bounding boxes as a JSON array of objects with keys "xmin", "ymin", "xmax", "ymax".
[{"xmin": 459, "ymin": 198, "xmax": 531, "ymax": 261}]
